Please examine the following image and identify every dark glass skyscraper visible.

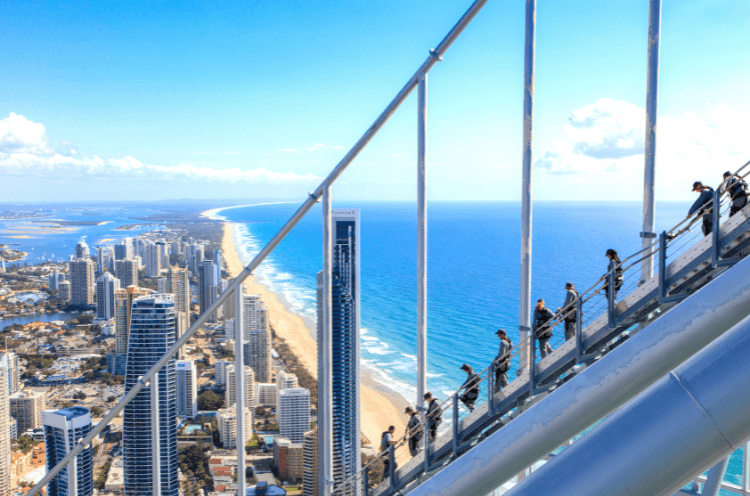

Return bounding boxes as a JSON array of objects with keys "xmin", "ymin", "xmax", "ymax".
[
  {"xmin": 318, "ymin": 209, "xmax": 360, "ymax": 495},
  {"xmin": 123, "ymin": 295, "xmax": 179, "ymax": 496},
  {"xmin": 42, "ymin": 407, "xmax": 93, "ymax": 496}
]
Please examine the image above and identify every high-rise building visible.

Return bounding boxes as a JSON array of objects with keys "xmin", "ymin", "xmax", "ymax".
[
  {"xmin": 167, "ymin": 266, "xmax": 190, "ymax": 355},
  {"xmin": 157, "ymin": 277, "xmax": 168, "ymax": 294},
  {"xmin": 213, "ymin": 249, "xmax": 223, "ymax": 282},
  {"xmin": 198, "ymin": 260, "xmax": 219, "ymax": 323},
  {"xmin": 224, "ymin": 319, "xmax": 236, "ymax": 341},
  {"xmin": 48, "ymin": 270, "xmax": 65, "ymax": 291},
  {"xmin": 10, "ymin": 390, "xmax": 45, "ymax": 432},
  {"xmin": 75, "ymin": 241, "xmax": 90, "ymax": 260},
  {"xmin": 217, "ymin": 408, "xmax": 252, "ymax": 450},
  {"xmin": 0, "ymin": 359, "xmax": 11, "ymax": 496},
  {"xmin": 123, "ymin": 295, "xmax": 179, "ymax": 496},
  {"xmin": 243, "ymin": 295, "xmax": 271, "ymax": 383},
  {"xmin": 145, "ymin": 242, "xmax": 162, "ymax": 278},
  {"xmin": 214, "ymin": 360, "xmax": 229, "ymax": 388},
  {"xmin": 225, "ymin": 365, "xmax": 255, "ymax": 410},
  {"xmin": 58, "ymin": 280, "xmax": 71, "ymax": 302},
  {"xmin": 115, "ymin": 258, "xmax": 139, "ymax": 288},
  {"xmin": 69, "ymin": 258, "xmax": 95, "ymax": 306},
  {"xmin": 43, "ymin": 406, "xmax": 94, "ymax": 496},
  {"xmin": 275, "ymin": 438, "xmax": 304, "ymax": 482},
  {"xmin": 278, "ymin": 388, "xmax": 310, "ymax": 444},
  {"xmin": 276, "ymin": 371, "xmax": 298, "ymax": 420},
  {"xmin": 114, "ymin": 242, "xmax": 131, "ymax": 261},
  {"xmin": 157, "ymin": 241, "xmax": 168, "ymax": 268},
  {"xmin": 191, "ymin": 245, "xmax": 204, "ymax": 277},
  {"xmin": 0, "ymin": 352, "xmax": 18, "ymax": 395},
  {"xmin": 317, "ymin": 208, "xmax": 361, "ymax": 493},
  {"xmin": 96, "ymin": 246, "xmax": 104, "ymax": 273},
  {"xmin": 114, "ymin": 286, "xmax": 153, "ymax": 355},
  {"xmin": 96, "ymin": 271, "xmax": 120, "ymax": 320},
  {"xmin": 255, "ymin": 383, "xmax": 277, "ymax": 407},
  {"xmin": 176, "ymin": 360, "xmax": 198, "ymax": 419},
  {"xmin": 303, "ymin": 430, "xmax": 319, "ymax": 496}
]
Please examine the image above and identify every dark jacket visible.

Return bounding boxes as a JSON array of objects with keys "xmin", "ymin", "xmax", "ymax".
[
  {"xmin": 533, "ymin": 308, "xmax": 555, "ymax": 333},
  {"xmin": 563, "ymin": 289, "xmax": 578, "ymax": 321},
  {"xmin": 688, "ymin": 188, "xmax": 714, "ymax": 216},
  {"xmin": 427, "ymin": 398, "xmax": 442, "ymax": 425},
  {"xmin": 407, "ymin": 413, "xmax": 423, "ymax": 440},
  {"xmin": 461, "ymin": 371, "xmax": 480, "ymax": 400},
  {"xmin": 726, "ymin": 176, "xmax": 748, "ymax": 200}
]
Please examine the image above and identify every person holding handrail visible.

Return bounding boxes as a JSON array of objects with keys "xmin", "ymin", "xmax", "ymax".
[
  {"xmin": 404, "ymin": 406, "xmax": 423, "ymax": 456},
  {"xmin": 423, "ymin": 392, "xmax": 442, "ymax": 442},
  {"xmin": 561, "ymin": 282, "xmax": 578, "ymax": 341},
  {"xmin": 494, "ymin": 329, "xmax": 512, "ymax": 391},
  {"xmin": 533, "ymin": 300, "xmax": 555, "ymax": 358},
  {"xmin": 722, "ymin": 171, "xmax": 748, "ymax": 217},
  {"xmin": 603, "ymin": 249, "xmax": 623, "ymax": 301},
  {"xmin": 459, "ymin": 364, "xmax": 480, "ymax": 412},
  {"xmin": 380, "ymin": 425, "xmax": 397, "ymax": 476},
  {"xmin": 688, "ymin": 181, "xmax": 715, "ymax": 236}
]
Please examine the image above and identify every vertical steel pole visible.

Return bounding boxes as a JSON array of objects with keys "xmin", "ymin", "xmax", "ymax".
[
  {"xmin": 743, "ymin": 442, "xmax": 749, "ymax": 493},
  {"xmin": 452, "ymin": 395, "xmax": 460, "ymax": 456},
  {"xmin": 235, "ymin": 285, "xmax": 246, "ymax": 496},
  {"xmin": 712, "ymin": 190, "xmax": 721, "ymax": 265},
  {"xmin": 151, "ymin": 375, "xmax": 161, "ymax": 496},
  {"xmin": 319, "ymin": 185, "xmax": 334, "ymax": 496},
  {"xmin": 417, "ymin": 71, "xmax": 428, "ymax": 413},
  {"xmin": 575, "ymin": 298, "xmax": 583, "ymax": 363},
  {"xmin": 703, "ymin": 456, "xmax": 730, "ymax": 496},
  {"xmin": 69, "ymin": 447, "xmax": 77, "ymax": 496},
  {"xmin": 519, "ymin": 0, "xmax": 536, "ymax": 375},
  {"xmin": 640, "ymin": 0, "xmax": 662, "ymax": 284}
]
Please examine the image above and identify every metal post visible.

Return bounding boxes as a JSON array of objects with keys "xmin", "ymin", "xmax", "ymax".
[
  {"xmin": 743, "ymin": 441, "xmax": 749, "ymax": 493},
  {"xmin": 235, "ymin": 285, "xmax": 246, "ymax": 496},
  {"xmin": 150, "ymin": 375, "xmax": 161, "ymax": 496},
  {"xmin": 608, "ymin": 270, "xmax": 616, "ymax": 327},
  {"xmin": 703, "ymin": 456, "xmax": 730, "ymax": 496},
  {"xmin": 712, "ymin": 190, "xmax": 721, "ymax": 265},
  {"xmin": 417, "ymin": 70, "xmax": 428, "ymax": 412},
  {"xmin": 69, "ymin": 448, "xmax": 77, "ymax": 496},
  {"xmin": 658, "ymin": 231, "xmax": 668, "ymax": 302},
  {"xmin": 640, "ymin": 0, "xmax": 662, "ymax": 284},
  {"xmin": 529, "ymin": 333, "xmax": 537, "ymax": 391},
  {"xmin": 424, "ymin": 416, "xmax": 431, "ymax": 472},
  {"xmin": 389, "ymin": 444, "xmax": 396, "ymax": 491},
  {"xmin": 319, "ymin": 185, "xmax": 334, "ymax": 496},
  {"xmin": 488, "ymin": 362, "xmax": 496, "ymax": 415},
  {"xmin": 452, "ymin": 395, "xmax": 460, "ymax": 456},
  {"xmin": 575, "ymin": 298, "xmax": 583, "ymax": 363},
  {"xmin": 363, "ymin": 467, "xmax": 369, "ymax": 496},
  {"xmin": 518, "ymin": 0, "xmax": 536, "ymax": 376}
]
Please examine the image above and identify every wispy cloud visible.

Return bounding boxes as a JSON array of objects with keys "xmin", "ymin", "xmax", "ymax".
[
  {"xmin": 0, "ymin": 113, "xmax": 320, "ymax": 184},
  {"xmin": 535, "ymin": 99, "xmax": 750, "ymax": 177}
]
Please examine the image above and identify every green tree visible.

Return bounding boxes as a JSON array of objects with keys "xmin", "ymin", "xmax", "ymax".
[{"xmin": 197, "ymin": 390, "xmax": 223, "ymax": 411}]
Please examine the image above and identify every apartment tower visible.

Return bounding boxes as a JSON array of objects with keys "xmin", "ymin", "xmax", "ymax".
[{"xmin": 42, "ymin": 407, "xmax": 94, "ymax": 496}]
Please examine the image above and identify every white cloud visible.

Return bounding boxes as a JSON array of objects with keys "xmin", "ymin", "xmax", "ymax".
[
  {"xmin": 281, "ymin": 143, "xmax": 344, "ymax": 153},
  {"xmin": 0, "ymin": 113, "xmax": 320, "ymax": 184},
  {"xmin": 536, "ymin": 99, "xmax": 750, "ymax": 185}
]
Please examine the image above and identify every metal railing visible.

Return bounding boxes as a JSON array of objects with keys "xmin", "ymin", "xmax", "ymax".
[{"xmin": 330, "ymin": 159, "xmax": 750, "ymax": 496}]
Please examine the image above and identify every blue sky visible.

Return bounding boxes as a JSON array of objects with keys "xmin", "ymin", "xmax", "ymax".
[{"xmin": 1, "ymin": 0, "xmax": 749, "ymax": 202}]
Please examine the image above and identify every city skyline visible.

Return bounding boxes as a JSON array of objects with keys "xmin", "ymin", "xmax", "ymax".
[{"xmin": 1, "ymin": 1, "xmax": 749, "ymax": 203}]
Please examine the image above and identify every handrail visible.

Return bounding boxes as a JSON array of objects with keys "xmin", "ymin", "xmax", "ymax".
[{"xmin": 333, "ymin": 158, "xmax": 750, "ymax": 495}]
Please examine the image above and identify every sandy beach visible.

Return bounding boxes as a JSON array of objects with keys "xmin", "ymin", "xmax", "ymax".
[{"xmin": 217, "ymin": 219, "xmax": 408, "ymax": 446}]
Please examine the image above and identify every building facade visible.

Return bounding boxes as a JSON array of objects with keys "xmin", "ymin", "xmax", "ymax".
[
  {"xmin": 274, "ymin": 438, "xmax": 304, "ymax": 483},
  {"xmin": 0, "ymin": 361, "xmax": 11, "ymax": 496},
  {"xmin": 198, "ymin": 260, "xmax": 219, "ymax": 323},
  {"xmin": 68, "ymin": 258, "xmax": 95, "ymax": 306},
  {"xmin": 276, "ymin": 371, "xmax": 298, "ymax": 421},
  {"xmin": 225, "ymin": 365, "xmax": 256, "ymax": 410},
  {"xmin": 0, "ymin": 352, "xmax": 18, "ymax": 395},
  {"xmin": 255, "ymin": 383, "xmax": 277, "ymax": 407},
  {"xmin": 167, "ymin": 266, "xmax": 190, "ymax": 352},
  {"xmin": 123, "ymin": 295, "xmax": 179, "ymax": 496},
  {"xmin": 217, "ymin": 408, "xmax": 252, "ymax": 450},
  {"xmin": 9, "ymin": 391, "xmax": 45, "ymax": 433},
  {"xmin": 96, "ymin": 271, "xmax": 121, "ymax": 320},
  {"xmin": 303, "ymin": 429, "xmax": 318, "ymax": 496},
  {"xmin": 243, "ymin": 295, "xmax": 271, "ymax": 383},
  {"xmin": 176, "ymin": 360, "xmax": 198, "ymax": 419},
  {"xmin": 43, "ymin": 406, "xmax": 94, "ymax": 496},
  {"xmin": 278, "ymin": 388, "xmax": 310, "ymax": 444},
  {"xmin": 114, "ymin": 258, "xmax": 139, "ymax": 289}
]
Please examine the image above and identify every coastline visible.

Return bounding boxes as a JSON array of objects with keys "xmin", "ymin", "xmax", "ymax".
[{"xmin": 214, "ymin": 214, "xmax": 408, "ymax": 445}]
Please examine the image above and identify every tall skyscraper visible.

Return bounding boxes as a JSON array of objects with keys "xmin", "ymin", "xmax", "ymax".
[
  {"xmin": 176, "ymin": 360, "xmax": 198, "ymax": 419},
  {"xmin": 96, "ymin": 246, "xmax": 104, "ymax": 273},
  {"xmin": 115, "ymin": 259, "xmax": 139, "ymax": 288},
  {"xmin": 114, "ymin": 242, "xmax": 131, "ymax": 261},
  {"xmin": 68, "ymin": 259, "xmax": 95, "ymax": 306},
  {"xmin": 243, "ymin": 295, "xmax": 271, "ymax": 383},
  {"xmin": 96, "ymin": 271, "xmax": 120, "ymax": 320},
  {"xmin": 10, "ymin": 390, "xmax": 45, "ymax": 432},
  {"xmin": 114, "ymin": 286, "xmax": 153, "ymax": 355},
  {"xmin": 0, "ymin": 358, "xmax": 11, "ymax": 496},
  {"xmin": 48, "ymin": 270, "xmax": 64, "ymax": 291},
  {"xmin": 317, "ymin": 208, "xmax": 361, "ymax": 493},
  {"xmin": 58, "ymin": 281, "xmax": 71, "ymax": 302},
  {"xmin": 198, "ymin": 260, "xmax": 219, "ymax": 323},
  {"xmin": 276, "ymin": 371, "xmax": 299, "ymax": 420},
  {"xmin": 214, "ymin": 360, "xmax": 229, "ymax": 388},
  {"xmin": 213, "ymin": 249, "xmax": 223, "ymax": 282},
  {"xmin": 0, "ymin": 352, "xmax": 18, "ymax": 394},
  {"xmin": 278, "ymin": 388, "xmax": 310, "ymax": 444},
  {"xmin": 74, "ymin": 240, "xmax": 90, "ymax": 260},
  {"xmin": 42, "ymin": 406, "xmax": 94, "ymax": 496},
  {"xmin": 123, "ymin": 295, "xmax": 179, "ymax": 496},
  {"xmin": 303, "ymin": 429, "xmax": 319, "ymax": 496},
  {"xmin": 167, "ymin": 266, "xmax": 190, "ymax": 355},
  {"xmin": 225, "ymin": 365, "xmax": 255, "ymax": 410},
  {"xmin": 145, "ymin": 242, "xmax": 162, "ymax": 278},
  {"xmin": 217, "ymin": 408, "xmax": 252, "ymax": 450}
]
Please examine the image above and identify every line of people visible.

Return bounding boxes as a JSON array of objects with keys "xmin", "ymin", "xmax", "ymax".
[{"xmin": 380, "ymin": 170, "xmax": 749, "ymax": 477}]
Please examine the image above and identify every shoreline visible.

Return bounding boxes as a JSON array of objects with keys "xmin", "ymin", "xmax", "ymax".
[{"xmin": 211, "ymin": 210, "xmax": 408, "ymax": 445}]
